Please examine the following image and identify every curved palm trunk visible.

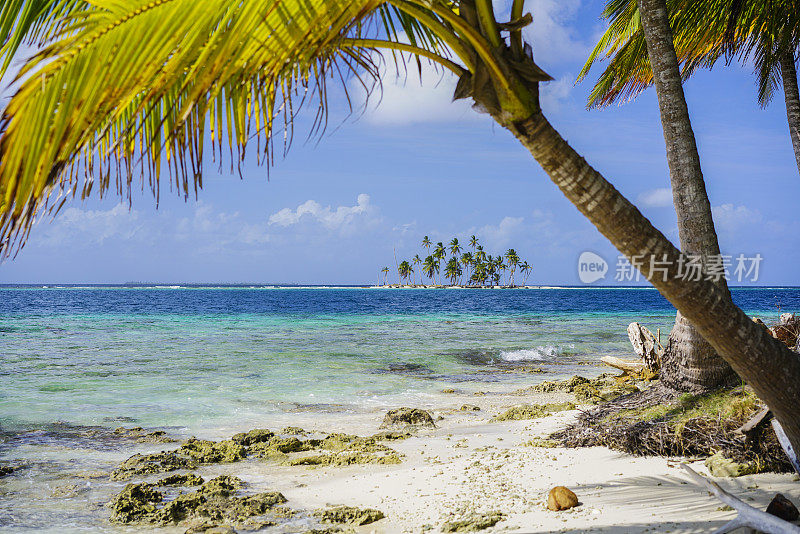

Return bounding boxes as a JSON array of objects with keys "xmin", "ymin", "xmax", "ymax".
[
  {"xmin": 501, "ymin": 110, "xmax": 800, "ymax": 454},
  {"xmin": 636, "ymin": 0, "xmax": 735, "ymax": 392},
  {"xmin": 780, "ymin": 51, "xmax": 800, "ymax": 176}
]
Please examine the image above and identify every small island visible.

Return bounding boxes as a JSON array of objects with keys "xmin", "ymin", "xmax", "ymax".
[{"xmin": 377, "ymin": 235, "xmax": 533, "ymax": 288}]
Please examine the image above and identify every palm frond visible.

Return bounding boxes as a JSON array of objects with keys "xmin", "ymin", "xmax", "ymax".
[
  {"xmin": 580, "ymin": 0, "xmax": 800, "ymax": 109},
  {"xmin": 0, "ymin": 0, "xmax": 465, "ymax": 255},
  {"xmin": 0, "ymin": 0, "xmax": 86, "ymax": 78}
]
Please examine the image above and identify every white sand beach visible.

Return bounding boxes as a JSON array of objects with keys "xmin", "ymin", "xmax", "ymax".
[{"xmin": 185, "ymin": 388, "xmax": 800, "ymax": 534}]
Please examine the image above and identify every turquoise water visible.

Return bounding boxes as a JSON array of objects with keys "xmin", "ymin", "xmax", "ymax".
[
  {"xmin": 1, "ymin": 286, "xmax": 798, "ymax": 531},
  {"xmin": 2, "ymin": 286, "xmax": 798, "ymax": 433}
]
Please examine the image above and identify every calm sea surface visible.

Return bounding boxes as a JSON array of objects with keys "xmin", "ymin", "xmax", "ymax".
[{"xmin": 1, "ymin": 286, "xmax": 799, "ymax": 531}]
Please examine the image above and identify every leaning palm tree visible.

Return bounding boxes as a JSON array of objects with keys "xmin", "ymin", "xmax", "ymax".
[
  {"xmin": 579, "ymin": 0, "xmax": 800, "ymax": 176},
  {"xmin": 520, "ymin": 261, "xmax": 532, "ymax": 286},
  {"xmin": 381, "ymin": 266, "xmax": 390, "ymax": 286},
  {"xmin": 0, "ymin": 0, "xmax": 798, "ymax": 453}
]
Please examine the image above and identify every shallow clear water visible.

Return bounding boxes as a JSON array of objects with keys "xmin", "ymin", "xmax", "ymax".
[{"xmin": 1, "ymin": 286, "xmax": 799, "ymax": 531}]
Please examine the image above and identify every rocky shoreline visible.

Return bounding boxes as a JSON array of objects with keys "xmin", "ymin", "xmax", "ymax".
[{"xmin": 2, "ymin": 373, "xmax": 799, "ymax": 533}]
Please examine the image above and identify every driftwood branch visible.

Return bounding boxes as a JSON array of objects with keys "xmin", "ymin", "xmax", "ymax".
[
  {"xmin": 734, "ymin": 406, "xmax": 772, "ymax": 439},
  {"xmin": 600, "ymin": 356, "xmax": 645, "ymax": 374},
  {"xmin": 682, "ymin": 464, "xmax": 800, "ymax": 534},
  {"xmin": 772, "ymin": 419, "xmax": 800, "ymax": 476}
]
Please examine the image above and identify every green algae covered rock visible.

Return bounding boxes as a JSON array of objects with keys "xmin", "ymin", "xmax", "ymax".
[
  {"xmin": 526, "ymin": 374, "xmax": 638, "ymax": 405},
  {"xmin": 109, "ymin": 475, "xmax": 287, "ymax": 529},
  {"xmin": 441, "ymin": 512, "xmax": 505, "ymax": 532},
  {"xmin": 180, "ymin": 438, "xmax": 246, "ymax": 463},
  {"xmin": 158, "ymin": 473, "xmax": 204, "ymax": 487},
  {"xmin": 108, "ymin": 483, "xmax": 163, "ymax": 523},
  {"xmin": 379, "ymin": 408, "xmax": 436, "ymax": 429},
  {"xmin": 705, "ymin": 451, "xmax": 759, "ymax": 477},
  {"xmin": 0, "ymin": 464, "xmax": 14, "ymax": 477},
  {"xmin": 493, "ymin": 402, "xmax": 576, "ymax": 422},
  {"xmin": 314, "ymin": 505, "xmax": 385, "ymax": 525},
  {"xmin": 231, "ymin": 428, "xmax": 274, "ymax": 446},
  {"xmin": 111, "ymin": 452, "xmax": 198, "ymax": 480}
]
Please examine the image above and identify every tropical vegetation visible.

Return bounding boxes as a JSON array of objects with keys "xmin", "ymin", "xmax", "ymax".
[
  {"xmin": 377, "ymin": 235, "xmax": 532, "ymax": 287},
  {"xmin": 0, "ymin": 0, "xmax": 799, "ymax": 456},
  {"xmin": 579, "ymin": 0, "xmax": 800, "ymax": 176}
]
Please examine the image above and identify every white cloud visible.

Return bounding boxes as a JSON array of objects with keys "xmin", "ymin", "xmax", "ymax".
[
  {"xmin": 638, "ymin": 187, "xmax": 673, "ymax": 208},
  {"xmin": 268, "ymin": 193, "xmax": 378, "ymax": 233},
  {"xmin": 521, "ymin": 0, "xmax": 588, "ymax": 65},
  {"xmin": 540, "ymin": 76, "xmax": 573, "ymax": 112},
  {"xmin": 712, "ymin": 203, "xmax": 763, "ymax": 232},
  {"xmin": 37, "ymin": 204, "xmax": 144, "ymax": 247},
  {"xmin": 359, "ymin": 58, "xmax": 477, "ymax": 126}
]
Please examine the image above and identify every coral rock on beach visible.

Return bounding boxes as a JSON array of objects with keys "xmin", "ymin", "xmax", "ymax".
[
  {"xmin": 379, "ymin": 407, "xmax": 436, "ymax": 429},
  {"xmin": 705, "ymin": 451, "xmax": 758, "ymax": 477},
  {"xmin": 547, "ymin": 486, "xmax": 579, "ymax": 511},
  {"xmin": 314, "ymin": 505, "xmax": 385, "ymax": 525},
  {"xmin": 440, "ymin": 512, "xmax": 505, "ymax": 532}
]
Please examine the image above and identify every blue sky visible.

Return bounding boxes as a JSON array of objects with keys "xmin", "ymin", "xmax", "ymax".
[{"xmin": 1, "ymin": 0, "xmax": 798, "ymax": 285}]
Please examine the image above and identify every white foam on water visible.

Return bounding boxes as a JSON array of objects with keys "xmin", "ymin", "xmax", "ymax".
[{"xmin": 499, "ymin": 345, "xmax": 568, "ymax": 361}]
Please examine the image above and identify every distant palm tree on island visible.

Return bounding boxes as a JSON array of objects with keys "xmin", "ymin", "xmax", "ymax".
[{"xmin": 377, "ymin": 236, "xmax": 534, "ymax": 288}]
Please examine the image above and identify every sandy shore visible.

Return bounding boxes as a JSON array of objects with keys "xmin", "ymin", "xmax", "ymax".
[{"xmin": 185, "ymin": 388, "xmax": 800, "ymax": 534}]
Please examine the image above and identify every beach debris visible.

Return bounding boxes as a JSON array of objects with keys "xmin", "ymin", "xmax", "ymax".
[
  {"xmin": 460, "ymin": 404, "xmax": 481, "ymax": 411},
  {"xmin": 440, "ymin": 512, "xmax": 505, "ymax": 532},
  {"xmin": 705, "ymin": 451, "xmax": 758, "ymax": 477},
  {"xmin": 442, "ymin": 388, "xmax": 457, "ymax": 394},
  {"xmin": 767, "ymin": 494, "xmax": 800, "ymax": 522},
  {"xmin": 771, "ymin": 419, "xmax": 800, "ymax": 475},
  {"xmin": 682, "ymin": 464, "xmax": 800, "ymax": 534},
  {"xmin": 627, "ymin": 322, "xmax": 664, "ymax": 371},
  {"xmin": 524, "ymin": 437, "xmax": 559, "ymax": 448},
  {"xmin": 314, "ymin": 505, "xmax": 385, "ymax": 526},
  {"xmin": 559, "ymin": 385, "xmax": 795, "ymax": 475},
  {"xmin": 111, "ymin": 452, "xmax": 199, "ymax": 480},
  {"xmin": 772, "ymin": 313, "xmax": 800, "ymax": 350},
  {"xmin": 547, "ymin": 486, "xmax": 579, "ymax": 511},
  {"xmin": 179, "ymin": 438, "xmax": 247, "ymax": 463},
  {"xmin": 379, "ymin": 407, "xmax": 436, "ymax": 429},
  {"xmin": 600, "ymin": 356, "xmax": 646, "ymax": 375},
  {"xmin": 108, "ymin": 475, "xmax": 288, "ymax": 529},
  {"xmin": 492, "ymin": 402, "xmax": 576, "ymax": 421},
  {"xmin": 158, "ymin": 473, "xmax": 204, "ymax": 486},
  {"xmin": 113, "ymin": 426, "xmax": 178, "ymax": 443},
  {"xmin": 231, "ymin": 429, "xmax": 274, "ymax": 446}
]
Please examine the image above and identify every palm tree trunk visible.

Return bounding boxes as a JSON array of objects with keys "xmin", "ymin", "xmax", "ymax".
[
  {"xmin": 502, "ymin": 110, "xmax": 800, "ymax": 454},
  {"xmin": 636, "ymin": 0, "xmax": 735, "ymax": 393},
  {"xmin": 780, "ymin": 51, "xmax": 800, "ymax": 176}
]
